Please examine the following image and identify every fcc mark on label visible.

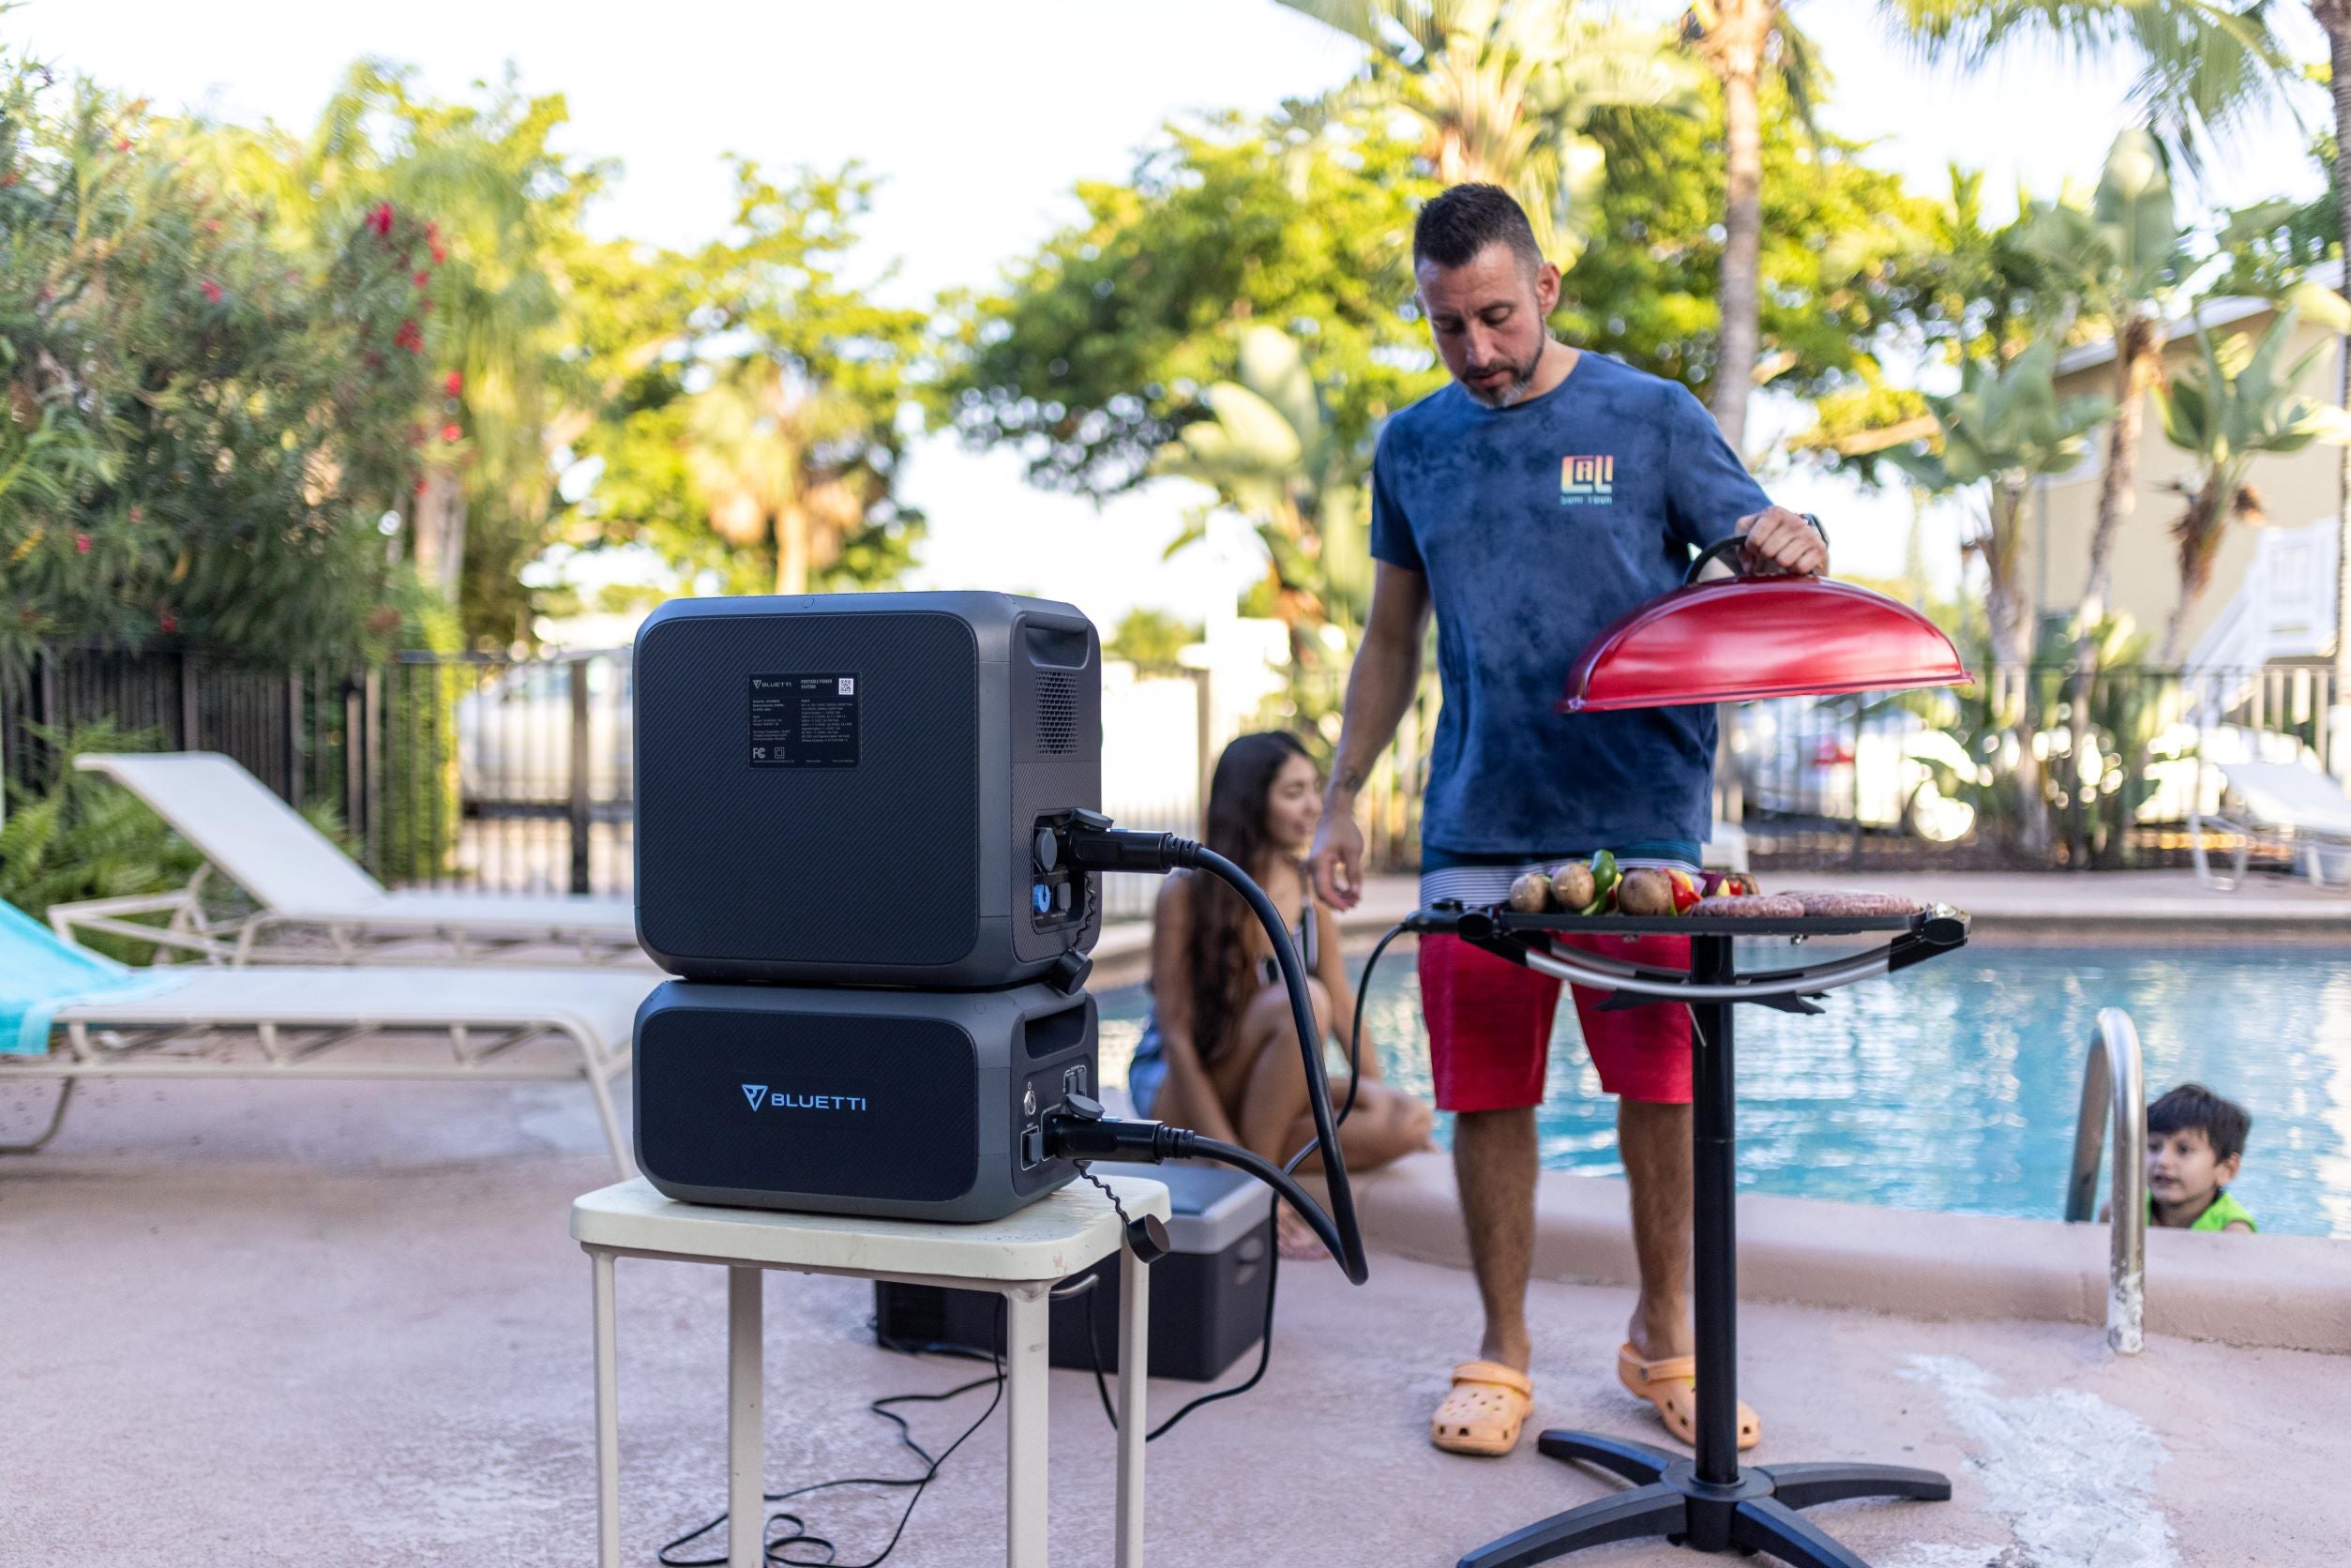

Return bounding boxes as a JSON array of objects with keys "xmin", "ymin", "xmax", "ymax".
[{"xmin": 747, "ymin": 671, "xmax": 860, "ymax": 768}]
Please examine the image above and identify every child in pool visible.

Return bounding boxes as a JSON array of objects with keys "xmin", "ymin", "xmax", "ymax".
[{"xmin": 2145, "ymin": 1082, "xmax": 2257, "ymax": 1232}]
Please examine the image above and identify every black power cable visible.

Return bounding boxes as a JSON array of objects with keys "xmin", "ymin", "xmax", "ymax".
[
  {"xmin": 1070, "ymin": 915, "xmax": 1413, "ymax": 1444},
  {"xmin": 654, "ymin": 837, "xmax": 1418, "ymax": 1563},
  {"xmin": 1051, "ymin": 822, "xmax": 1369, "ymax": 1284},
  {"xmin": 659, "ymin": 1300, "xmax": 1007, "ymax": 1568}
]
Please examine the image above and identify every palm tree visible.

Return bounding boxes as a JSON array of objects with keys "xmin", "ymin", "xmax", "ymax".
[
  {"xmin": 684, "ymin": 361, "xmax": 875, "ymax": 596},
  {"xmin": 1152, "ymin": 325, "xmax": 1372, "ymax": 642},
  {"xmin": 1893, "ymin": 340, "xmax": 2113, "ymax": 694},
  {"xmin": 1277, "ymin": 0, "xmax": 1693, "ymax": 267},
  {"xmin": 1678, "ymin": 0, "xmax": 1827, "ymax": 453},
  {"xmin": 2016, "ymin": 130, "xmax": 2190, "ymax": 662},
  {"xmin": 1890, "ymin": 337, "xmax": 2112, "ymax": 851},
  {"xmin": 1879, "ymin": 0, "xmax": 2300, "ymax": 169},
  {"xmin": 2155, "ymin": 291, "xmax": 2351, "ymax": 660}
]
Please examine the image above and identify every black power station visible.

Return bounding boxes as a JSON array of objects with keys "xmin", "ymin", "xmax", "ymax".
[
  {"xmin": 632, "ymin": 592, "xmax": 1103, "ymax": 989},
  {"xmin": 627, "ymin": 589, "xmax": 1365, "ymax": 1281},
  {"xmin": 633, "ymin": 981, "xmax": 1096, "ymax": 1222},
  {"xmin": 630, "ymin": 592, "xmax": 1107, "ymax": 1221}
]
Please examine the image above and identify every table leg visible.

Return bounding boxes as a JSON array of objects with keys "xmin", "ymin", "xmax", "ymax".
[
  {"xmin": 1115, "ymin": 1243, "xmax": 1149, "ymax": 1567},
  {"xmin": 1005, "ymin": 1282, "xmax": 1050, "ymax": 1567},
  {"xmin": 594, "ymin": 1250, "xmax": 620, "ymax": 1568},
  {"xmin": 728, "ymin": 1266, "xmax": 763, "ymax": 1568}
]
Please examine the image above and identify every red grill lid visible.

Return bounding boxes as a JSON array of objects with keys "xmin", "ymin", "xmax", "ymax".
[{"xmin": 1560, "ymin": 575, "xmax": 1973, "ymax": 713}]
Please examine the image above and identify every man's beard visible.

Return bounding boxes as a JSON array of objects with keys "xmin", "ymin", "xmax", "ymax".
[{"xmin": 1460, "ymin": 338, "xmax": 1546, "ymax": 408}]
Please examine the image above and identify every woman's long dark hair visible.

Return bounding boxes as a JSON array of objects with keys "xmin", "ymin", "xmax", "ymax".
[{"xmin": 1185, "ymin": 730, "xmax": 1314, "ymax": 1068}]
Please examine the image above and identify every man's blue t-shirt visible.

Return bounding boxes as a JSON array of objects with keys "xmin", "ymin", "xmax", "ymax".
[{"xmin": 1369, "ymin": 352, "xmax": 1772, "ymax": 852}]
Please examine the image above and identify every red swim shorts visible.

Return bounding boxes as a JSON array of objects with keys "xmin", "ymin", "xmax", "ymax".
[{"xmin": 1417, "ymin": 930, "xmax": 1693, "ymax": 1109}]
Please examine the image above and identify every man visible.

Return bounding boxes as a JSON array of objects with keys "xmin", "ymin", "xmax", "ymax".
[{"xmin": 1306, "ymin": 184, "xmax": 1826, "ymax": 1458}]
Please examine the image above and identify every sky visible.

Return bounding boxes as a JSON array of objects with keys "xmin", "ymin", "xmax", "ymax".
[{"xmin": 20, "ymin": 0, "xmax": 2332, "ymax": 630}]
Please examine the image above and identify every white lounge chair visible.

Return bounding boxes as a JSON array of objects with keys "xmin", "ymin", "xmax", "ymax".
[
  {"xmin": 2189, "ymin": 761, "xmax": 2351, "ymax": 891},
  {"xmin": 54, "ymin": 751, "xmax": 641, "ymax": 964},
  {"xmin": 0, "ymin": 900, "xmax": 643, "ymax": 1171}
]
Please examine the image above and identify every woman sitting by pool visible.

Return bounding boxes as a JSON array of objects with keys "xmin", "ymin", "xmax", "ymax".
[{"xmin": 1126, "ymin": 731, "xmax": 1435, "ymax": 1252}]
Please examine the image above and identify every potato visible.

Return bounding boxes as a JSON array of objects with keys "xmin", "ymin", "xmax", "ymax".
[
  {"xmin": 1549, "ymin": 861, "xmax": 1596, "ymax": 912},
  {"xmin": 1507, "ymin": 870, "xmax": 1552, "ymax": 912},
  {"xmin": 1616, "ymin": 868, "xmax": 1675, "ymax": 917}
]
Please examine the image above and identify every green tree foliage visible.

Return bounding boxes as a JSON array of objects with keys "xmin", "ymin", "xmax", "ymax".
[
  {"xmin": 1152, "ymin": 324, "xmax": 1374, "ymax": 640},
  {"xmin": 935, "ymin": 116, "xmax": 1441, "ymax": 500},
  {"xmin": 568, "ymin": 163, "xmax": 926, "ymax": 597},
  {"xmin": 1558, "ymin": 80, "xmax": 1941, "ymax": 420},
  {"xmin": 0, "ymin": 53, "xmax": 433, "ymax": 669},
  {"xmin": 0, "ymin": 721, "xmax": 198, "ymax": 944},
  {"xmin": 198, "ymin": 64, "xmax": 611, "ymax": 649},
  {"xmin": 1276, "ymin": 0, "xmax": 1695, "ymax": 265},
  {"xmin": 1886, "ymin": 339, "xmax": 2110, "ymax": 854},
  {"xmin": 1105, "ymin": 608, "xmax": 1201, "ymax": 673},
  {"xmin": 1880, "ymin": 0, "xmax": 2301, "ymax": 174},
  {"xmin": 1889, "ymin": 339, "xmax": 2113, "ymax": 682}
]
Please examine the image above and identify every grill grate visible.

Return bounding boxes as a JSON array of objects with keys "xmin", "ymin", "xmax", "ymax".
[{"xmin": 1036, "ymin": 671, "xmax": 1076, "ymax": 755}]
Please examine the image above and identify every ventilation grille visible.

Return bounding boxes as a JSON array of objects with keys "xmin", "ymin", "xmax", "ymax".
[{"xmin": 1036, "ymin": 671, "xmax": 1077, "ymax": 755}]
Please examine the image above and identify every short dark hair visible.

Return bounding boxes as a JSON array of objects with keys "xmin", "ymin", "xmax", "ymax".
[
  {"xmin": 1413, "ymin": 183, "xmax": 1545, "ymax": 277},
  {"xmin": 2148, "ymin": 1082, "xmax": 2252, "ymax": 1163}
]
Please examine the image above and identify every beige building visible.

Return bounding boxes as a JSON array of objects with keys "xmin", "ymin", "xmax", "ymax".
[{"xmin": 2033, "ymin": 269, "xmax": 2344, "ymax": 674}]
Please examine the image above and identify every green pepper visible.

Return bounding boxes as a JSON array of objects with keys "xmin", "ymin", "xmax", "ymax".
[{"xmin": 1580, "ymin": 850, "xmax": 1620, "ymax": 915}]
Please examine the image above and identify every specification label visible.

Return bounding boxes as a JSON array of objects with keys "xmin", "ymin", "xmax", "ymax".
[{"xmin": 747, "ymin": 672, "xmax": 860, "ymax": 767}]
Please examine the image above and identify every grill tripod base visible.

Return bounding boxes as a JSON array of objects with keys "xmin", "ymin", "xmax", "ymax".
[{"xmin": 1457, "ymin": 1432, "xmax": 1950, "ymax": 1568}]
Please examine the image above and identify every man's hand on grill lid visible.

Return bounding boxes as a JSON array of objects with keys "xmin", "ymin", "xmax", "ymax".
[{"xmin": 1735, "ymin": 506, "xmax": 1828, "ymax": 577}]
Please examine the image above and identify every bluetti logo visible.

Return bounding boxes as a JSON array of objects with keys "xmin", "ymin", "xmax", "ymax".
[{"xmin": 739, "ymin": 1082, "xmax": 870, "ymax": 1114}]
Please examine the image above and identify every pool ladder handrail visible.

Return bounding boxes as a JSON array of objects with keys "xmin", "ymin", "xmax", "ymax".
[{"xmin": 2064, "ymin": 1006, "xmax": 2146, "ymax": 1354}]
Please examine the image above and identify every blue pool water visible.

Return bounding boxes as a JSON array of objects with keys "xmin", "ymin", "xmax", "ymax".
[{"xmin": 1096, "ymin": 944, "xmax": 2351, "ymax": 1238}]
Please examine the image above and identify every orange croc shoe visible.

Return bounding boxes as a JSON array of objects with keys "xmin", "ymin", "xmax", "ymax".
[
  {"xmin": 1616, "ymin": 1343, "xmax": 1760, "ymax": 1451},
  {"xmin": 1431, "ymin": 1361, "xmax": 1534, "ymax": 1456}
]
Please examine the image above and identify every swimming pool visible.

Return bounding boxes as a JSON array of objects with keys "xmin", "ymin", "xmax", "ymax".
[{"xmin": 1095, "ymin": 943, "xmax": 2351, "ymax": 1239}]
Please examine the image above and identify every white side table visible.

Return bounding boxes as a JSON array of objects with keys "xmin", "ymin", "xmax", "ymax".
[{"xmin": 573, "ymin": 1174, "xmax": 1170, "ymax": 1568}]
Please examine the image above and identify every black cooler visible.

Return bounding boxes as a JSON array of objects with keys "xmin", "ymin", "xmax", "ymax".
[{"xmin": 873, "ymin": 1163, "xmax": 1273, "ymax": 1381}]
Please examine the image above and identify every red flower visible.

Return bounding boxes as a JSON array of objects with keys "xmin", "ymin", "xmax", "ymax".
[
  {"xmin": 413, "ymin": 478, "xmax": 429, "ymax": 495},
  {"xmin": 441, "ymin": 423, "xmax": 462, "ymax": 443},
  {"xmin": 204, "ymin": 219, "xmax": 220, "ymax": 233},
  {"xmin": 367, "ymin": 201, "xmax": 395, "ymax": 237},
  {"xmin": 425, "ymin": 220, "xmax": 440, "ymax": 241},
  {"xmin": 116, "ymin": 136, "xmax": 132, "ymax": 153},
  {"xmin": 201, "ymin": 279, "xmax": 224, "ymax": 303},
  {"xmin": 128, "ymin": 505, "xmax": 143, "ymax": 523},
  {"xmin": 414, "ymin": 270, "xmax": 430, "ymax": 287},
  {"xmin": 158, "ymin": 611, "xmax": 177, "ymax": 633},
  {"xmin": 74, "ymin": 534, "xmax": 90, "ymax": 553},
  {"xmin": 444, "ymin": 370, "xmax": 462, "ymax": 397},
  {"xmin": 393, "ymin": 318, "xmax": 424, "ymax": 354},
  {"xmin": 429, "ymin": 243, "xmax": 446, "ymax": 264}
]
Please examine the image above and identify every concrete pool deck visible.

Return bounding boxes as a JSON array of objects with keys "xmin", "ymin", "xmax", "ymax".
[{"xmin": 5, "ymin": 1075, "xmax": 2349, "ymax": 1566}]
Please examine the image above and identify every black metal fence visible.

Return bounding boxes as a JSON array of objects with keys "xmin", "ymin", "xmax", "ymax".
[
  {"xmin": 5, "ymin": 646, "xmax": 636, "ymax": 897},
  {"xmin": 1726, "ymin": 664, "xmax": 2343, "ymax": 872}
]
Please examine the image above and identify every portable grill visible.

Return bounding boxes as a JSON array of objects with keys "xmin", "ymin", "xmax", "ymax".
[
  {"xmin": 1445, "ymin": 538, "xmax": 1981, "ymax": 1567},
  {"xmin": 1424, "ymin": 900, "xmax": 1973, "ymax": 1568}
]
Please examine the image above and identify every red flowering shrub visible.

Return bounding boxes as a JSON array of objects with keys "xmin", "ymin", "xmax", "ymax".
[{"xmin": 0, "ymin": 56, "xmax": 433, "ymax": 665}]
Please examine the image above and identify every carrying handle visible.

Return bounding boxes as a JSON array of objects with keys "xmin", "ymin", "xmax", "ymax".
[{"xmin": 1681, "ymin": 513, "xmax": 1829, "ymax": 587}]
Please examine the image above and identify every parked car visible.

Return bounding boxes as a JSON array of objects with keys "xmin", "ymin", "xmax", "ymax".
[{"xmin": 455, "ymin": 654, "xmax": 635, "ymax": 802}]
